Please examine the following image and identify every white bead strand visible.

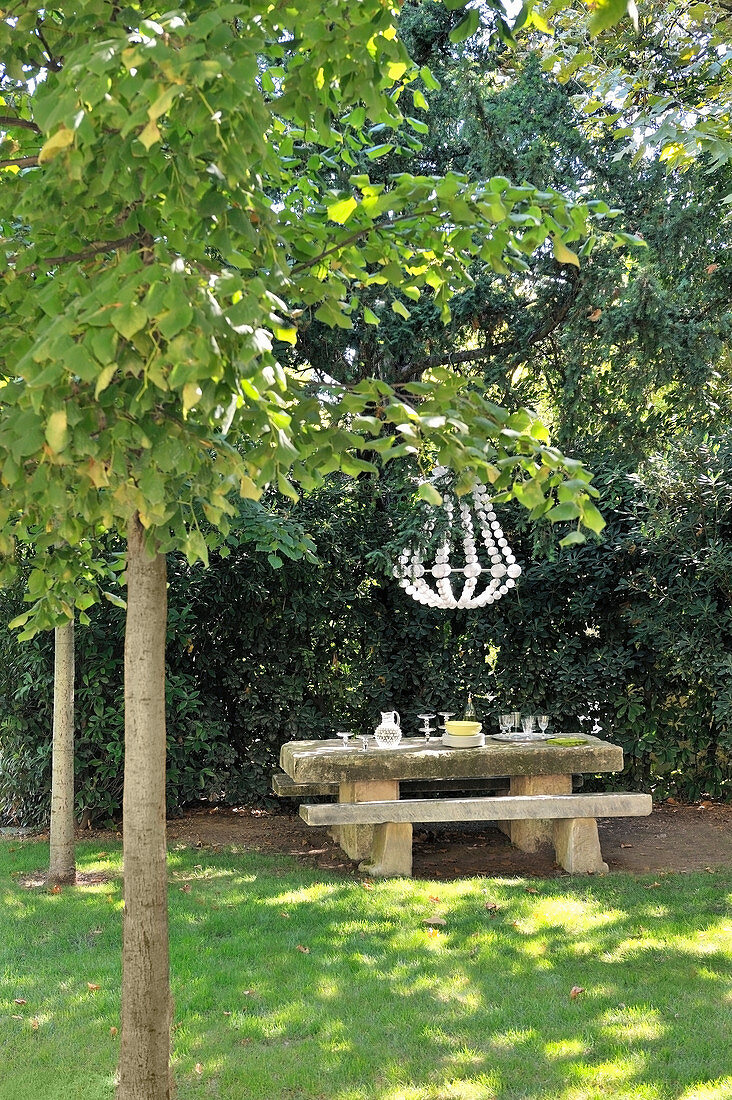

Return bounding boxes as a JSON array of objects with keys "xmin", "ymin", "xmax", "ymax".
[{"xmin": 393, "ymin": 472, "xmax": 522, "ymax": 609}]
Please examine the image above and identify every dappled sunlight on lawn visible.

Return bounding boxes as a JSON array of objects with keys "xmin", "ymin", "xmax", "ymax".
[{"xmin": 1, "ymin": 841, "xmax": 731, "ymax": 1100}]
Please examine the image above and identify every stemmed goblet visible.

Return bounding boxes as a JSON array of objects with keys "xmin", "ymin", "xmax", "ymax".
[
  {"xmin": 438, "ymin": 711, "xmax": 455, "ymax": 737},
  {"xmin": 537, "ymin": 715, "xmax": 549, "ymax": 735},
  {"xmin": 336, "ymin": 730, "xmax": 354, "ymax": 749},
  {"xmin": 418, "ymin": 713, "xmax": 437, "ymax": 743}
]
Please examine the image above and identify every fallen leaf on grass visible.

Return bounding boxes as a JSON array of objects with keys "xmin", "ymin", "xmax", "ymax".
[
  {"xmin": 426, "ymin": 928, "xmax": 440, "ymax": 938},
  {"xmin": 423, "ymin": 916, "xmax": 447, "ymax": 927},
  {"xmin": 87, "ymin": 983, "xmax": 100, "ymax": 992},
  {"xmin": 110, "ymin": 1027, "xmax": 118, "ymax": 1037},
  {"xmin": 243, "ymin": 990, "xmax": 255, "ymax": 996},
  {"xmin": 179, "ymin": 883, "xmax": 191, "ymax": 893},
  {"xmin": 195, "ymin": 1063, "xmax": 203, "ymax": 1075},
  {"xmin": 362, "ymin": 882, "xmax": 374, "ymax": 891},
  {"xmin": 49, "ymin": 885, "xmax": 62, "ymax": 895},
  {"xmin": 31, "ymin": 1019, "xmax": 40, "ymax": 1030},
  {"xmin": 644, "ymin": 882, "xmax": 661, "ymax": 889},
  {"xmin": 279, "ymin": 910, "xmax": 290, "ymax": 918},
  {"xmin": 14, "ymin": 999, "xmax": 27, "ymax": 1005},
  {"xmin": 296, "ymin": 945, "xmax": 310, "ymax": 954},
  {"xmin": 588, "ymin": 307, "xmax": 602, "ymax": 321},
  {"xmin": 525, "ymin": 887, "xmax": 539, "ymax": 895},
  {"xmin": 429, "ymin": 895, "xmax": 440, "ymax": 903},
  {"xmin": 484, "ymin": 902, "xmax": 499, "ymax": 912},
  {"xmin": 11, "ymin": 1014, "xmax": 23, "ymax": 1020},
  {"xmin": 570, "ymin": 986, "xmax": 585, "ymax": 1000}
]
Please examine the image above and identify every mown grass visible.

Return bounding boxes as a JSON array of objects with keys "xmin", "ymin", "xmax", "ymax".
[{"xmin": 0, "ymin": 839, "xmax": 730, "ymax": 1100}]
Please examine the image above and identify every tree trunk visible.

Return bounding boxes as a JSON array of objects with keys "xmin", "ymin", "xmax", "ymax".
[
  {"xmin": 48, "ymin": 619, "xmax": 76, "ymax": 885},
  {"xmin": 118, "ymin": 515, "xmax": 174, "ymax": 1100}
]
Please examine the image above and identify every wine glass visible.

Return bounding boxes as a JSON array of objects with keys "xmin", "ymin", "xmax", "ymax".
[
  {"xmin": 336, "ymin": 730, "xmax": 353, "ymax": 749},
  {"xmin": 537, "ymin": 715, "xmax": 549, "ymax": 735},
  {"xmin": 511, "ymin": 711, "xmax": 521, "ymax": 734},
  {"xmin": 521, "ymin": 714, "xmax": 536, "ymax": 735},
  {"xmin": 498, "ymin": 714, "xmax": 513, "ymax": 736},
  {"xmin": 438, "ymin": 711, "xmax": 455, "ymax": 736}
]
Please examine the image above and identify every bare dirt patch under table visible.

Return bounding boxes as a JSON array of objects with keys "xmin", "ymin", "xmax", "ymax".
[{"xmin": 160, "ymin": 801, "xmax": 732, "ymax": 879}]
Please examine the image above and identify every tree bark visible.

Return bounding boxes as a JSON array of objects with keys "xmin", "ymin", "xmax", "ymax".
[
  {"xmin": 118, "ymin": 515, "xmax": 174, "ymax": 1100},
  {"xmin": 48, "ymin": 619, "xmax": 76, "ymax": 886}
]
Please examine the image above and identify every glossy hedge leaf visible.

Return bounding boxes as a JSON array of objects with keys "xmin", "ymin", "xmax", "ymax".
[{"xmin": 449, "ymin": 8, "xmax": 480, "ymax": 43}]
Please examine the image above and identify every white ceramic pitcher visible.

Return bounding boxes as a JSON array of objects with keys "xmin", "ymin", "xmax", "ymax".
[{"xmin": 374, "ymin": 710, "xmax": 401, "ymax": 748}]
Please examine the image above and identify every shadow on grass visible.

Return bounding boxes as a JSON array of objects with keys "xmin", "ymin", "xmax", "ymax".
[{"xmin": 1, "ymin": 840, "xmax": 730, "ymax": 1100}]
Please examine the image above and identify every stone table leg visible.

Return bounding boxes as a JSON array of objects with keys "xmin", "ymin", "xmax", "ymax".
[
  {"xmin": 553, "ymin": 818, "xmax": 608, "ymax": 873},
  {"xmin": 506, "ymin": 774, "xmax": 572, "ymax": 852},
  {"xmin": 359, "ymin": 822, "xmax": 413, "ymax": 878},
  {"xmin": 337, "ymin": 779, "xmax": 400, "ymax": 861}
]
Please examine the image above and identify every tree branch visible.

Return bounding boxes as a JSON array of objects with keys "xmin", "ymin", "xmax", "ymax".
[
  {"xmin": 35, "ymin": 20, "xmax": 64, "ymax": 71},
  {"xmin": 17, "ymin": 234, "xmax": 139, "ymax": 273},
  {"xmin": 0, "ymin": 156, "xmax": 39, "ymax": 169},
  {"xmin": 290, "ymin": 209, "xmax": 439, "ymax": 275},
  {"xmin": 0, "ymin": 116, "xmax": 41, "ymax": 134}
]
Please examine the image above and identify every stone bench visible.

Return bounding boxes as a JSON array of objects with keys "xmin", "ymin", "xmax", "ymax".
[{"xmin": 299, "ymin": 791, "xmax": 653, "ymax": 877}]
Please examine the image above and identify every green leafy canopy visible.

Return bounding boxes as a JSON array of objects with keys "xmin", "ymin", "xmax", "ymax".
[{"xmin": 0, "ymin": 1, "xmax": 632, "ymax": 632}]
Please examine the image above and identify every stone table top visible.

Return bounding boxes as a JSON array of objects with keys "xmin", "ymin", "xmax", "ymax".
[{"xmin": 279, "ymin": 734, "xmax": 623, "ymax": 785}]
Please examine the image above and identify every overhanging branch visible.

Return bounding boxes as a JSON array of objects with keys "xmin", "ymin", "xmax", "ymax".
[{"xmin": 0, "ymin": 116, "xmax": 41, "ymax": 134}]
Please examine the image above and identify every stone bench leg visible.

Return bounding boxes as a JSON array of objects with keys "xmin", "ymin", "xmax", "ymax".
[
  {"xmin": 359, "ymin": 822, "xmax": 413, "ymax": 878},
  {"xmin": 553, "ymin": 817, "xmax": 608, "ymax": 873},
  {"xmin": 503, "ymin": 774, "xmax": 573, "ymax": 852},
  {"xmin": 337, "ymin": 780, "xmax": 399, "ymax": 861}
]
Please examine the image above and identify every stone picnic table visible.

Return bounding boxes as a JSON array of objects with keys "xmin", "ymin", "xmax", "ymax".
[{"xmin": 279, "ymin": 733, "xmax": 650, "ymax": 877}]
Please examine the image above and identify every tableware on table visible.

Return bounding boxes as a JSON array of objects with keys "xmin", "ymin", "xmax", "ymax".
[
  {"xmin": 445, "ymin": 719, "xmax": 482, "ymax": 738},
  {"xmin": 492, "ymin": 731, "xmax": 550, "ymax": 743},
  {"xmin": 437, "ymin": 711, "xmax": 455, "ymax": 735},
  {"xmin": 521, "ymin": 714, "xmax": 536, "ymax": 735},
  {"xmin": 358, "ymin": 735, "xmax": 369, "ymax": 750},
  {"xmin": 417, "ymin": 713, "xmax": 437, "ymax": 743},
  {"xmin": 537, "ymin": 715, "xmax": 549, "ymax": 734},
  {"xmin": 336, "ymin": 730, "xmax": 354, "ymax": 749},
  {"xmin": 498, "ymin": 714, "xmax": 513, "ymax": 736},
  {"xmin": 374, "ymin": 710, "xmax": 402, "ymax": 748},
  {"xmin": 511, "ymin": 711, "xmax": 521, "ymax": 733},
  {"xmin": 442, "ymin": 730, "xmax": 485, "ymax": 748}
]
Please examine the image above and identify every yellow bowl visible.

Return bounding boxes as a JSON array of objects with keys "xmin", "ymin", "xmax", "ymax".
[{"xmin": 445, "ymin": 720, "xmax": 482, "ymax": 737}]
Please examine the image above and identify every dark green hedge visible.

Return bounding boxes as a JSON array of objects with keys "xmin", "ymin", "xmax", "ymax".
[{"xmin": 1, "ymin": 449, "xmax": 731, "ymax": 827}]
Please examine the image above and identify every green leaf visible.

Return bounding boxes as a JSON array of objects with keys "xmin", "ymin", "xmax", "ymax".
[
  {"xmin": 94, "ymin": 364, "xmax": 117, "ymax": 398},
  {"xmin": 365, "ymin": 143, "xmax": 394, "ymax": 160},
  {"xmin": 551, "ymin": 236, "xmax": 581, "ymax": 267},
  {"xmin": 559, "ymin": 531, "xmax": 587, "ymax": 547},
  {"xmin": 391, "ymin": 300, "xmax": 410, "ymax": 320},
  {"xmin": 327, "ymin": 196, "xmax": 358, "ymax": 224},
  {"xmin": 588, "ymin": 0, "xmax": 631, "ymax": 35},
  {"xmin": 111, "ymin": 303, "xmax": 148, "ymax": 340},
  {"xmin": 38, "ymin": 126, "xmax": 74, "ymax": 164},
  {"xmin": 417, "ymin": 483, "xmax": 442, "ymax": 506},
  {"xmin": 363, "ymin": 307, "xmax": 380, "ymax": 326},
  {"xmin": 581, "ymin": 500, "xmax": 607, "ymax": 534},
  {"xmin": 45, "ymin": 409, "xmax": 68, "ymax": 453},
  {"xmin": 273, "ymin": 325, "xmax": 298, "ymax": 345},
  {"xmin": 449, "ymin": 8, "xmax": 480, "ymax": 43},
  {"xmin": 547, "ymin": 502, "xmax": 581, "ymax": 522}
]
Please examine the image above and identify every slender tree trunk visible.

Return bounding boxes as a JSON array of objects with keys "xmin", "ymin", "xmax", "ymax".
[
  {"xmin": 48, "ymin": 619, "xmax": 76, "ymax": 885},
  {"xmin": 118, "ymin": 515, "xmax": 174, "ymax": 1100}
]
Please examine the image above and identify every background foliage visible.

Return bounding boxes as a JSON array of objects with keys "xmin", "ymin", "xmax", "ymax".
[
  {"xmin": 2, "ymin": 442, "xmax": 731, "ymax": 826},
  {"xmin": 2, "ymin": 4, "xmax": 731, "ymax": 824}
]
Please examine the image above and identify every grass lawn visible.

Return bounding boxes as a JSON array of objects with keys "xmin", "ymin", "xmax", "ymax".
[{"xmin": 0, "ymin": 839, "xmax": 730, "ymax": 1100}]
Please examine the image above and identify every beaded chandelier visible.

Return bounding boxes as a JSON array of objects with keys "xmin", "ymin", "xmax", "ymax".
[{"xmin": 394, "ymin": 469, "xmax": 522, "ymax": 610}]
